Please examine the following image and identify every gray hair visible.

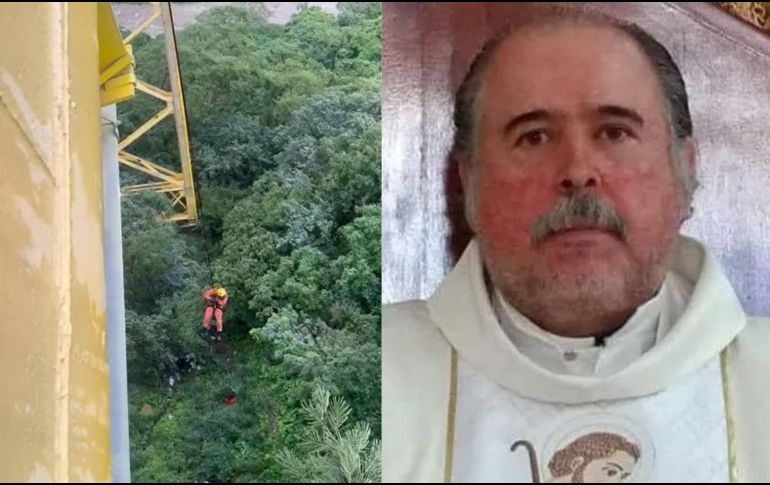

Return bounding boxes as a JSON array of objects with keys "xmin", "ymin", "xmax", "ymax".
[
  {"xmin": 452, "ymin": 6, "xmax": 699, "ymax": 205},
  {"xmin": 531, "ymin": 189, "xmax": 629, "ymax": 245}
]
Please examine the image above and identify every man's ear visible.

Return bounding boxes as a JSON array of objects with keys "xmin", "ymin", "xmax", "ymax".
[
  {"xmin": 680, "ymin": 137, "xmax": 698, "ymax": 176},
  {"xmin": 457, "ymin": 158, "xmax": 478, "ymax": 233},
  {"xmin": 677, "ymin": 137, "xmax": 699, "ymax": 223},
  {"xmin": 569, "ymin": 456, "xmax": 585, "ymax": 471},
  {"xmin": 458, "ymin": 156, "xmax": 470, "ymax": 190}
]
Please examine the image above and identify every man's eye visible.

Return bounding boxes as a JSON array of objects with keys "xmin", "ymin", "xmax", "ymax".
[
  {"xmin": 516, "ymin": 130, "xmax": 549, "ymax": 147},
  {"xmin": 599, "ymin": 125, "xmax": 633, "ymax": 142}
]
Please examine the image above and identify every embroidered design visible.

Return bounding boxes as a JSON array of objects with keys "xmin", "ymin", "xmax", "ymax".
[
  {"xmin": 511, "ymin": 440, "xmax": 542, "ymax": 483},
  {"xmin": 511, "ymin": 413, "xmax": 654, "ymax": 483},
  {"xmin": 545, "ymin": 431, "xmax": 639, "ymax": 483}
]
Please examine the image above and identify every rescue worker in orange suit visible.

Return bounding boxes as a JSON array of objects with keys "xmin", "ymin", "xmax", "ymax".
[{"xmin": 202, "ymin": 285, "xmax": 228, "ymax": 341}]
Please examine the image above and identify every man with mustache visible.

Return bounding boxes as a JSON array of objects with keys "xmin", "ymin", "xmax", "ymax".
[{"xmin": 383, "ymin": 6, "xmax": 770, "ymax": 483}]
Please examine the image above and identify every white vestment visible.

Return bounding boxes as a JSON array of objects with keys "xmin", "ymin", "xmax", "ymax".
[{"xmin": 383, "ymin": 236, "xmax": 770, "ymax": 483}]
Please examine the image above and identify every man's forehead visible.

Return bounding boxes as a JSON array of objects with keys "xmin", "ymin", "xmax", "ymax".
[
  {"xmin": 490, "ymin": 21, "xmax": 638, "ymax": 62},
  {"xmin": 478, "ymin": 22, "xmax": 661, "ymax": 110}
]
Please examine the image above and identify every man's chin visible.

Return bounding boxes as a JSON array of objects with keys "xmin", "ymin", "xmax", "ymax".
[
  {"xmin": 540, "ymin": 269, "xmax": 627, "ymax": 303},
  {"xmin": 539, "ymin": 235, "xmax": 625, "ymax": 266}
]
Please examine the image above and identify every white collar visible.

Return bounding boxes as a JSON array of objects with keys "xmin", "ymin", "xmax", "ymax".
[
  {"xmin": 426, "ymin": 236, "xmax": 746, "ymax": 403},
  {"xmin": 491, "ymin": 273, "xmax": 689, "ymax": 377}
]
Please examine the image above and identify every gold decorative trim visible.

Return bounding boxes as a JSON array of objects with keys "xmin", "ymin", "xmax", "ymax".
[
  {"xmin": 719, "ymin": 2, "xmax": 770, "ymax": 32},
  {"xmin": 720, "ymin": 348, "xmax": 740, "ymax": 483},
  {"xmin": 444, "ymin": 348, "xmax": 459, "ymax": 483}
]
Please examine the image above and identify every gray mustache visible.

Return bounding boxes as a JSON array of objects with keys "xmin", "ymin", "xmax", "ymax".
[{"xmin": 531, "ymin": 191, "xmax": 628, "ymax": 244}]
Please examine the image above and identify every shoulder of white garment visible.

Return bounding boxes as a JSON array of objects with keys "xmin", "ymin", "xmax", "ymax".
[
  {"xmin": 382, "ymin": 299, "xmax": 451, "ymax": 369},
  {"xmin": 382, "ymin": 299, "xmax": 442, "ymax": 341},
  {"xmin": 722, "ymin": 316, "xmax": 770, "ymax": 483},
  {"xmin": 382, "ymin": 299, "xmax": 431, "ymax": 324},
  {"xmin": 730, "ymin": 316, "xmax": 770, "ymax": 361},
  {"xmin": 382, "ymin": 299, "xmax": 452, "ymax": 484}
]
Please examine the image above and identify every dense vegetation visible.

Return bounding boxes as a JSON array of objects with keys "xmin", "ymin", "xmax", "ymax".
[{"xmin": 118, "ymin": 3, "xmax": 381, "ymax": 481}]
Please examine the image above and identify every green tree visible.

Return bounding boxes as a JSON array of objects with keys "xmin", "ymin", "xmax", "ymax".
[
  {"xmin": 337, "ymin": 3, "xmax": 382, "ymax": 26},
  {"xmin": 276, "ymin": 386, "xmax": 381, "ymax": 483},
  {"xmin": 121, "ymin": 192, "xmax": 202, "ymax": 314},
  {"xmin": 286, "ymin": 6, "xmax": 344, "ymax": 70},
  {"xmin": 121, "ymin": 4, "xmax": 383, "ymax": 482}
]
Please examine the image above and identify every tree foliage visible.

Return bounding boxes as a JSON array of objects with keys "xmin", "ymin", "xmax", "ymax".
[
  {"xmin": 276, "ymin": 386, "xmax": 381, "ymax": 483},
  {"xmin": 119, "ymin": 3, "xmax": 381, "ymax": 482}
]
